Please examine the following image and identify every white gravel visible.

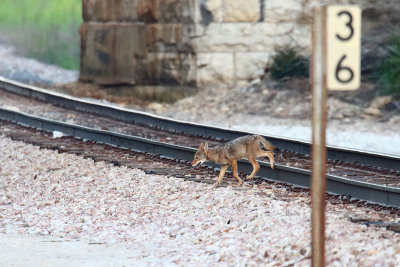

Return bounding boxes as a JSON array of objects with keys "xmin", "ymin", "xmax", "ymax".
[{"xmin": 1, "ymin": 135, "xmax": 399, "ymax": 266}]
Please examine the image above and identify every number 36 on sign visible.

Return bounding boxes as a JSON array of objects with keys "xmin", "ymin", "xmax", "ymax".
[{"xmin": 325, "ymin": 5, "xmax": 361, "ymax": 90}]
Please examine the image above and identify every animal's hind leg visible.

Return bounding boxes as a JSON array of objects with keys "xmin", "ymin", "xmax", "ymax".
[
  {"xmin": 230, "ymin": 160, "xmax": 242, "ymax": 185},
  {"xmin": 245, "ymin": 157, "xmax": 260, "ymax": 180},
  {"xmin": 257, "ymin": 151, "xmax": 275, "ymax": 169},
  {"xmin": 214, "ymin": 164, "xmax": 229, "ymax": 187}
]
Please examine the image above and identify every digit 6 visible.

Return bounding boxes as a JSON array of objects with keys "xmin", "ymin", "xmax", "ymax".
[{"xmin": 335, "ymin": 55, "xmax": 354, "ymax": 84}]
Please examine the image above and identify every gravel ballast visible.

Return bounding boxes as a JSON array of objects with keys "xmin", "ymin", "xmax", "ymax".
[{"xmin": 1, "ymin": 136, "xmax": 399, "ymax": 266}]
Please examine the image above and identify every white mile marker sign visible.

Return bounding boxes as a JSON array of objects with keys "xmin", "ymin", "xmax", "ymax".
[{"xmin": 325, "ymin": 5, "xmax": 361, "ymax": 90}]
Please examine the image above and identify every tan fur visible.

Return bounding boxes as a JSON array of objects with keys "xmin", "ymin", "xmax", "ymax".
[{"xmin": 191, "ymin": 135, "xmax": 275, "ymax": 187}]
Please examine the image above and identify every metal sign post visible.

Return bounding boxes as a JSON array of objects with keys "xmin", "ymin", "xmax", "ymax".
[
  {"xmin": 311, "ymin": 5, "xmax": 327, "ymax": 267},
  {"xmin": 310, "ymin": 4, "xmax": 361, "ymax": 266}
]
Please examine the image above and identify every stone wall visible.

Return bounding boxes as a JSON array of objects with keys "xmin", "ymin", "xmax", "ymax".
[
  {"xmin": 80, "ymin": 0, "xmax": 399, "ymax": 89},
  {"xmin": 195, "ymin": 0, "xmax": 313, "ymax": 87},
  {"xmin": 80, "ymin": 0, "xmax": 313, "ymax": 87},
  {"xmin": 80, "ymin": 0, "xmax": 197, "ymax": 86}
]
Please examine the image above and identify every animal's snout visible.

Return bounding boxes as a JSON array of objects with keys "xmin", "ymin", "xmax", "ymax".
[{"xmin": 192, "ymin": 159, "xmax": 204, "ymax": 167}]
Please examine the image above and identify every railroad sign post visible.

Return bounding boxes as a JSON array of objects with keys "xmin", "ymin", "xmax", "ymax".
[{"xmin": 311, "ymin": 4, "xmax": 361, "ymax": 267}]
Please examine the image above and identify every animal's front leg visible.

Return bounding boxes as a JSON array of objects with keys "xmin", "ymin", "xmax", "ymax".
[
  {"xmin": 213, "ymin": 164, "xmax": 229, "ymax": 187},
  {"xmin": 230, "ymin": 160, "xmax": 242, "ymax": 185},
  {"xmin": 246, "ymin": 157, "xmax": 260, "ymax": 180}
]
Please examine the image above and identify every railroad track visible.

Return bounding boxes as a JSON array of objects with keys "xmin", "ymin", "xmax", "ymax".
[
  {"xmin": 2, "ymin": 118, "xmax": 400, "ymax": 218},
  {"xmin": 0, "ymin": 76, "xmax": 400, "ymax": 207}
]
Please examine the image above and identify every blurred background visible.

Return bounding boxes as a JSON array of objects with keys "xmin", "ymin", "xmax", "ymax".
[{"xmin": 0, "ymin": 0, "xmax": 81, "ymax": 70}]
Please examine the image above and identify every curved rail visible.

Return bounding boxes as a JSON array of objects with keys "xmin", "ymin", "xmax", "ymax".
[
  {"xmin": 1, "ymin": 107, "xmax": 399, "ymax": 208},
  {"xmin": 0, "ymin": 76, "xmax": 399, "ymax": 172}
]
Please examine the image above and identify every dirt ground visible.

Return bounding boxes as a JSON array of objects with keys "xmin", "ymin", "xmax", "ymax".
[
  {"xmin": 47, "ymin": 78, "xmax": 400, "ymax": 124},
  {"xmin": 0, "ymin": 234, "xmax": 140, "ymax": 267}
]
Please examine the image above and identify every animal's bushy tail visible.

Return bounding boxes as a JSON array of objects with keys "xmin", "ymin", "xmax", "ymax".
[{"xmin": 255, "ymin": 135, "xmax": 276, "ymax": 151}]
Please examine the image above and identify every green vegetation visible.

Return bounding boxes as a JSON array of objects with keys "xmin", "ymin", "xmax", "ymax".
[
  {"xmin": 269, "ymin": 46, "xmax": 309, "ymax": 81},
  {"xmin": 0, "ymin": 0, "xmax": 82, "ymax": 70},
  {"xmin": 375, "ymin": 36, "xmax": 400, "ymax": 95}
]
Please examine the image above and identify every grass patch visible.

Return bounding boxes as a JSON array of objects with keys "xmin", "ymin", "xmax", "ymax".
[
  {"xmin": 375, "ymin": 35, "xmax": 400, "ymax": 95},
  {"xmin": 269, "ymin": 46, "xmax": 309, "ymax": 81},
  {"xmin": 0, "ymin": 0, "xmax": 82, "ymax": 70}
]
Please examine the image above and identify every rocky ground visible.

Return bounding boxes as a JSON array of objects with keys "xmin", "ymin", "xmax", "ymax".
[{"xmin": 1, "ymin": 136, "xmax": 400, "ymax": 266}]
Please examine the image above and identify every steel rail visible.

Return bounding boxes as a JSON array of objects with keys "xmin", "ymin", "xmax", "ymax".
[
  {"xmin": 1, "ymin": 107, "xmax": 399, "ymax": 208},
  {"xmin": 0, "ymin": 76, "xmax": 399, "ymax": 172}
]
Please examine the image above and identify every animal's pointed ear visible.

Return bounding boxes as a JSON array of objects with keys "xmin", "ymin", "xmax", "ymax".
[
  {"xmin": 204, "ymin": 142, "xmax": 209, "ymax": 151},
  {"xmin": 198, "ymin": 142, "xmax": 205, "ymax": 150}
]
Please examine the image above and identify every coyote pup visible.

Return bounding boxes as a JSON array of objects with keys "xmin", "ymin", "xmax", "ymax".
[{"xmin": 192, "ymin": 135, "xmax": 275, "ymax": 187}]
